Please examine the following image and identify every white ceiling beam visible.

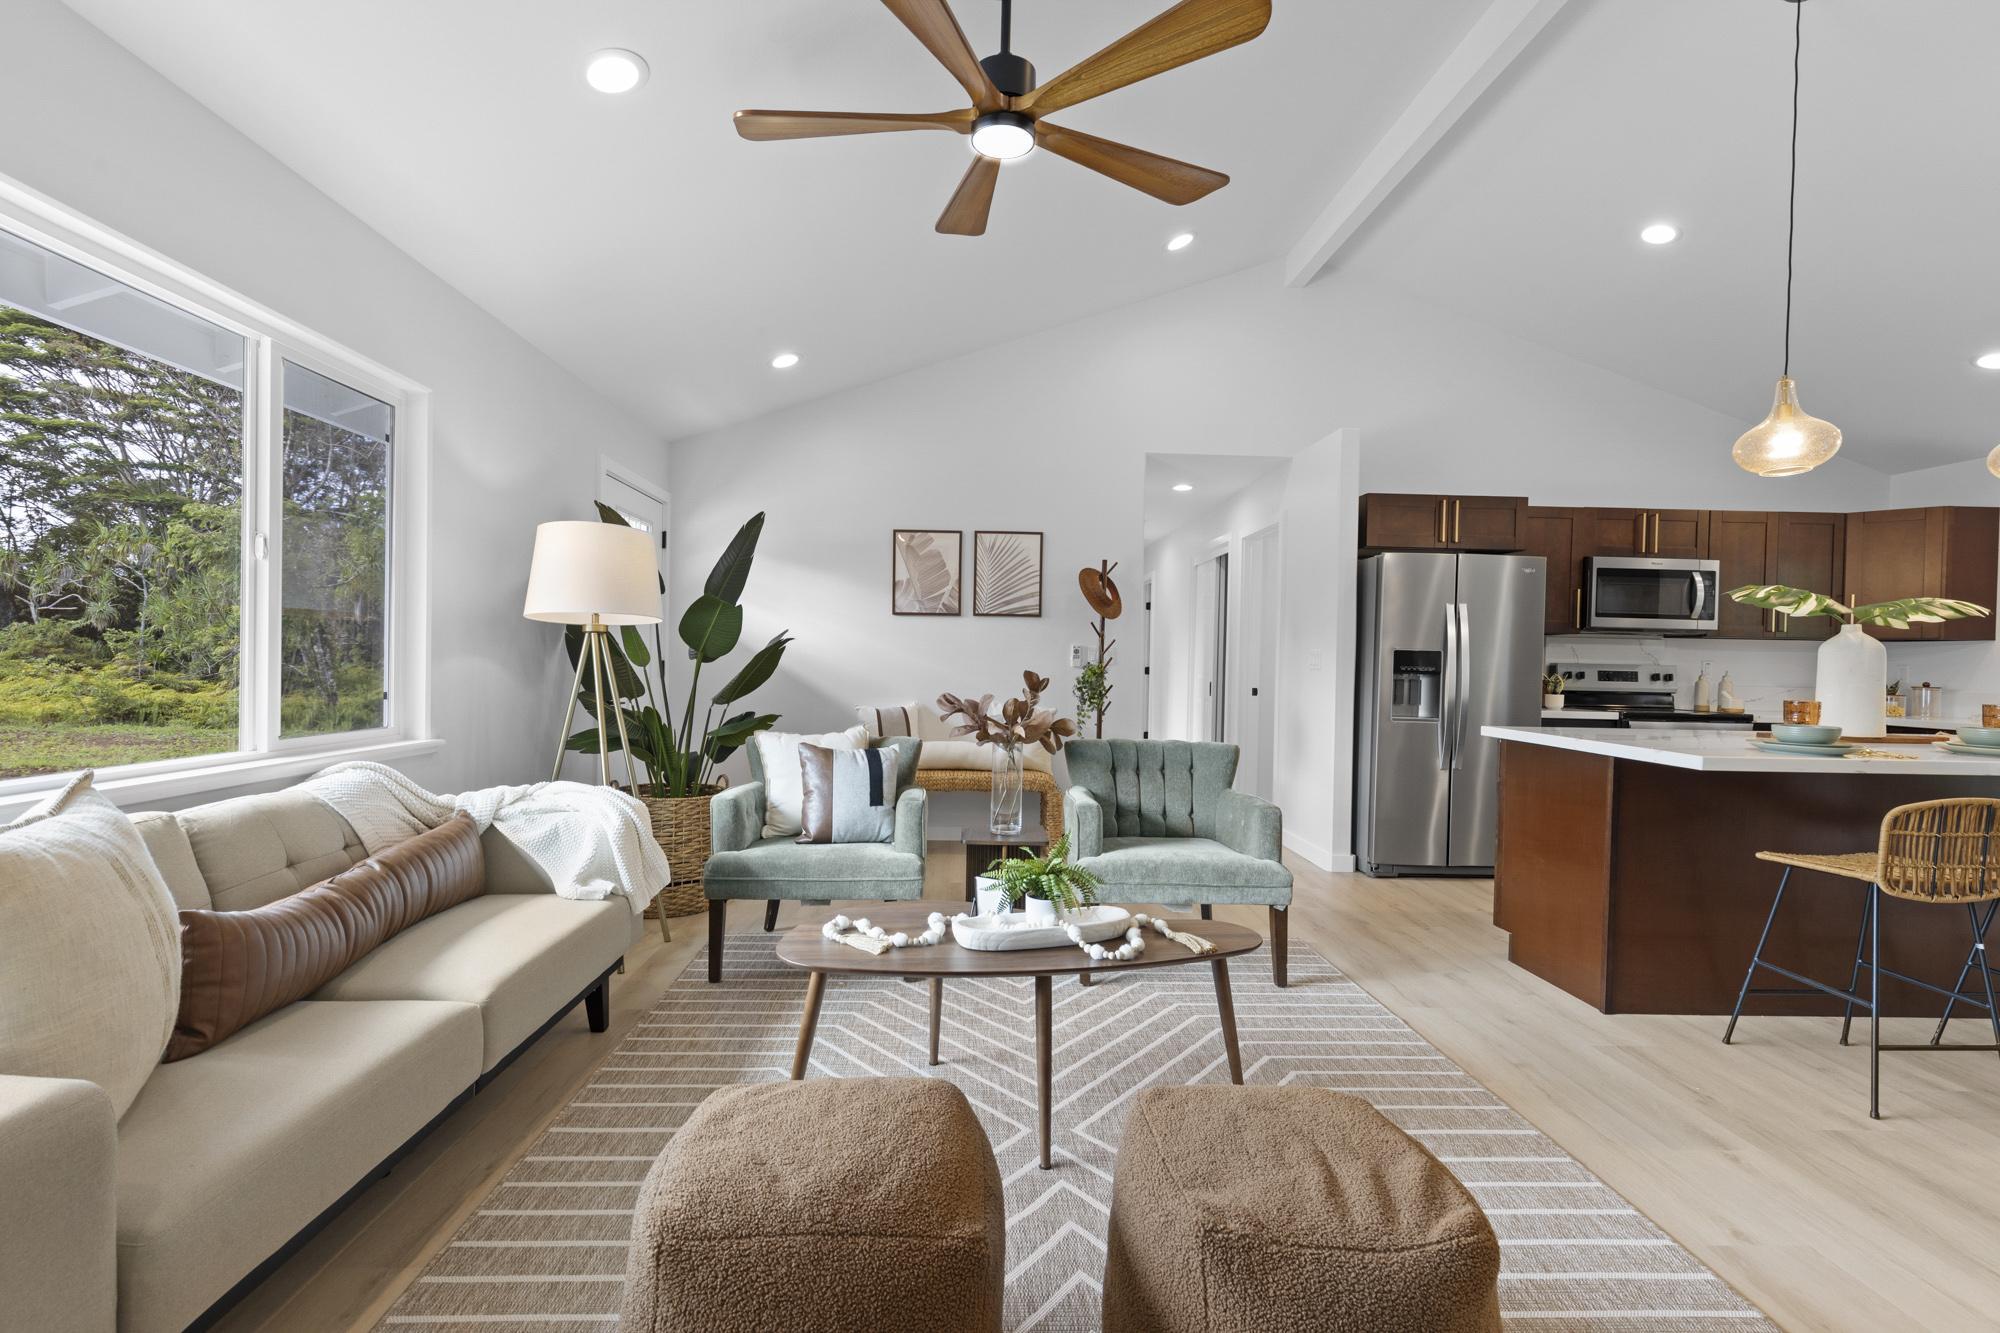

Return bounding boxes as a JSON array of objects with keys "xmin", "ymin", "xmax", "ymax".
[{"xmin": 1283, "ymin": 0, "xmax": 1568, "ymax": 289}]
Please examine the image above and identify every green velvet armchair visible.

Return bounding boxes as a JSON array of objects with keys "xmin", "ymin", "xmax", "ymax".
[
  {"xmin": 702, "ymin": 738, "xmax": 926, "ymax": 982},
  {"xmin": 1064, "ymin": 739, "xmax": 1294, "ymax": 986}
]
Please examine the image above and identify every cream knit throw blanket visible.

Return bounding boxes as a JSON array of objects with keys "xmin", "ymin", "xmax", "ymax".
[{"xmin": 301, "ymin": 761, "xmax": 668, "ymax": 915}]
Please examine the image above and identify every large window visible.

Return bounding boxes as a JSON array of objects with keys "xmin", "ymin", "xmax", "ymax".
[{"xmin": 0, "ymin": 214, "xmax": 422, "ymax": 788}]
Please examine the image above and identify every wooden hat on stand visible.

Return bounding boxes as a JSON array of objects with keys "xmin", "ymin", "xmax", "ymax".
[{"xmin": 1079, "ymin": 564, "xmax": 1122, "ymax": 620}]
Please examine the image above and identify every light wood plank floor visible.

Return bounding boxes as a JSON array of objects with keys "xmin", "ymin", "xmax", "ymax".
[{"xmin": 220, "ymin": 852, "xmax": 2000, "ymax": 1332}]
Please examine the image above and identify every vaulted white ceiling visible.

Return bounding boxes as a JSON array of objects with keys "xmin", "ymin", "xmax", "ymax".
[
  {"xmin": 57, "ymin": 0, "xmax": 1486, "ymax": 439},
  {"xmin": 60, "ymin": 1, "xmax": 2000, "ymax": 474}
]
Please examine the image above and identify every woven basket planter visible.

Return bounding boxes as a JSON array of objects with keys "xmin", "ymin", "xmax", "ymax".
[{"xmin": 636, "ymin": 789, "xmax": 721, "ymax": 918}]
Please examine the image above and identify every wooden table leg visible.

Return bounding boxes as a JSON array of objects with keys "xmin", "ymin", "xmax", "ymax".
[
  {"xmin": 791, "ymin": 971, "xmax": 827, "ymax": 1081},
  {"xmin": 928, "ymin": 977, "xmax": 943, "ymax": 1066},
  {"xmin": 1077, "ymin": 971, "xmax": 1094, "ymax": 987},
  {"xmin": 1035, "ymin": 974, "xmax": 1053, "ymax": 1169},
  {"xmin": 1212, "ymin": 958, "xmax": 1244, "ymax": 1085}
]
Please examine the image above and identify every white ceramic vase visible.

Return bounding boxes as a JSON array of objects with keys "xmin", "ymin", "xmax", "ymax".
[
  {"xmin": 1023, "ymin": 895, "xmax": 1058, "ymax": 926},
  {"xmin": 973, "ymin": 877, "xmax": 1011, "ymax": 919},
  {"xmin": 1816, "ymin": 622, "xmax": 1887, "ymax": 737}
]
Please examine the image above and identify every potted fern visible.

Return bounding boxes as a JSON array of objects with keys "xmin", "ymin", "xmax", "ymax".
[{"xmin": 978, "ymin": 837, "xmax": 1100, "ymax": 925}]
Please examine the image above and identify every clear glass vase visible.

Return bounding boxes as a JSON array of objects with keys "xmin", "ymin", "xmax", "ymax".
[{"xmin": 990, "ymin": 742, "xmax": 1024, "ymax": 837}]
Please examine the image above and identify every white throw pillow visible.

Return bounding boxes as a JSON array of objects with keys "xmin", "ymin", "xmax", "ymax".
[
  {"xmin": 752, "ymin": 726, "xmax": 868, "ymax": 837},
  {"xmin": 0, "ymin": 773, "xmax": 182, "ymax": 1118},
  {"xmin": 916, "ymin": 739, "xmax": 1054, "ymax": 774},
  {"xmin": 853, "ymin": 703, "xmax": 920, "ymax": 739}
]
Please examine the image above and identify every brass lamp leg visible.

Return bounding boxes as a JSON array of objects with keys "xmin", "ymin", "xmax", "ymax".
[
  {"xmin": 552, "ymin": 632, "xmax": 593, "ymax": 782},
  {"xmin": 588, "ymin": 628, "xmax": 612, "ymax": 787}
]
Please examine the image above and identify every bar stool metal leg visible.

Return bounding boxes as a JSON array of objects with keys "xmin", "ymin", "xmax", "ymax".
[
  {"xmin": 1724, "ymin": 866, "xmax": 1792, "ymax": 1045},
  {"xmin": 1839, "ymin": 889, "xmax": 1874, "ymax": 1047},
  {"xmin": 1870, "ymin": 885, "xmax": 1883, "ymax": 1121},
  {"xmin": 1969, "ymin": 903, "xmax": 2000, "ymax": 1065},
  {"xmin": 1931, "ymin": 900, "xmax": 1999, "ymax": 1047}
]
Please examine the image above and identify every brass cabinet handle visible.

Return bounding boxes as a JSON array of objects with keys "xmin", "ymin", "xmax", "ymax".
[
  {"xmin": 1438, "ymin": 498, "xmax": 1447, "ymax": 544},
  {"xmin": 1454, "ymin": 499, "xmax": 1462, "ymax": 544},
  {"xmin": 1649, "ymin": 512, "xmax": 1660, "ymax": 553},
  {"xmin": 1574, "ymin": 587, "xmax": 1582, "ymax": 629}
]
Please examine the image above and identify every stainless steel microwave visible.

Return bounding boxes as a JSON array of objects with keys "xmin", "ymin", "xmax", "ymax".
[{"xmin": 1581, "ymin": 556, "xmax": 1721, "ymax": 634}]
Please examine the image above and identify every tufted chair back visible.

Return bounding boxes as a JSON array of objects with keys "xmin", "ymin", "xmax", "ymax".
[{"xmin": 1063, "ymin": 739, "xmax": 1240, "ymax": 840}]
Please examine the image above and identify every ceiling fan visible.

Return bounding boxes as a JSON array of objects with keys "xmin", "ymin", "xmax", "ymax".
[{"xmin": 733, "ymin": 0, "xmax": 1273, "ymax": 235}]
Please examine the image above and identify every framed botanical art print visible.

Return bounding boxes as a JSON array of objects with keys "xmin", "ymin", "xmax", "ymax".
[
  {"xmin": 891, "ymin": 529, "xmax": 961, "ymax": 615},
  {"xmin": 973, "ymin": 530, "xmax": 1043, "ymax": 617}
]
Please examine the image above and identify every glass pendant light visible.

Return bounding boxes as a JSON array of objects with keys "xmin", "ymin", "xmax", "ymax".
[{"xmin": 1734, "ymin": 0, "xmax": 1841, "ymax": 477}]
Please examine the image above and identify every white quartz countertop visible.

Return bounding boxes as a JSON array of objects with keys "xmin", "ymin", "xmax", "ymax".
[{"xmin": 1485, "ymin": 725, "xmax": 2000, "ymax": 775}]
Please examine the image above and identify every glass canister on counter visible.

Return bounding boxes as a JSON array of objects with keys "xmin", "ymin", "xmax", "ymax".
[{"xmin": 1910, "ymin": 681, "xmax": 1939, "ymax": 720}]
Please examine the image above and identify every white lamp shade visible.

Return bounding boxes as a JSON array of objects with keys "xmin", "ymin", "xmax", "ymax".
[{"xmin": 523, "ymin": 521, "xmax": 662, "ymax": 625}]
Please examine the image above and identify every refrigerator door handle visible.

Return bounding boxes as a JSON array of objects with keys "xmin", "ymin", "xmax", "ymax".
[
  {"xmin": 1438, "ymin": 600, "xmax": 1457, "ymax": 770},
  {"xmin": 1453, "ymin": 602, "xmax": 1471, "ymax": 770}
]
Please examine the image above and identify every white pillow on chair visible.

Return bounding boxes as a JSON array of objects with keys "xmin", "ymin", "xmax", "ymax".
[{"xmin": 752, "ymin": 726, "xmax": 869, "ymax": 838}]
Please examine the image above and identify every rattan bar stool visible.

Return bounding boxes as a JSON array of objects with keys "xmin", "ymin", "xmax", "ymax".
[{"xmin": 1723, "ymin": 797, "xmax": 2000, "ymax": 1118}]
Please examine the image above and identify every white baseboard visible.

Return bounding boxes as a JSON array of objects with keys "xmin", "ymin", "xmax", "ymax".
[{"xmin": 1283, "ymin": 830, "xmax": 1353, "ymax": 872}]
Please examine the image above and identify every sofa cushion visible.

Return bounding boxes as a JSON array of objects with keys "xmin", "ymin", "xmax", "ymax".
[
  {"xmin": 1081, "ymin": 837, "xmax": 1293, "ymax": 905},
  {"xmin": 130, "ymin": 810, "xmax": 209, "ymax": 910},
  {"xmin": 115, "ymin": 999, "xmax": 480, "ymax": 1333},
  {"xmin": 312, "ymin": 894, "xmax": 633, "ymax": 1071},
  {"xmin": 912, "ymin": 738, "xmax": 1054, "ymax": 774},
  {"xmin": 0, "ymin": 774, "xmax": 181, "ymax": 1120},
  {"xmin": 166, "ymin": 814, "xmax": 486, "ymax": 1061},
  {"xmin": 175, "ymin": 788, "xmax": 365, "ymax": 911},
  {"xmin": 703, "ymin": 837, "xmax": 924, "ymax": 902}
]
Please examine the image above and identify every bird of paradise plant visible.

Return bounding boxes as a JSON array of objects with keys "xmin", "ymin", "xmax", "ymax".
[{"xmin": 565, "ymin": 509, "xmax": 791, "ymax": 796}]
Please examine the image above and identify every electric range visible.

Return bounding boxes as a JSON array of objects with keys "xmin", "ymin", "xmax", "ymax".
[{"xmin": 1546, "ymin": 661, "xmax": 1759, "ymax": 728}]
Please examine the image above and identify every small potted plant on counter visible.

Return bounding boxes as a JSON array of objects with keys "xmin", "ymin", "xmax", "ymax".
[
  {"xmin": 1542, "ymin": 671, "xmax": 1567, "ymax": 710},
  {"xmin": 980, "ymin": 837, "xmax": 1100, "ymax": 925}
]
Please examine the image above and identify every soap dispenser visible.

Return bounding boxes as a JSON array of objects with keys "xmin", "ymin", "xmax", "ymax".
[
  {"xmin": 1692, "ymin": 661, "xmax": 1713, "ymax": 714},
  {"xmin": 1718, "ymin": 668, "xmax": 1740, "ymax": 713}
]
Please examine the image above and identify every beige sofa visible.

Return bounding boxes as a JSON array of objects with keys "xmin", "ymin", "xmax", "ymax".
[{"xmin": 0, "ymin": 786, "xmax": 642, "ymax": 1333}]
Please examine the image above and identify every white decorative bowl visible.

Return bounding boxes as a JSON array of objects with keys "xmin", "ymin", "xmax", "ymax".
[{"xmin": 951, "ymin": 906, "xmax": 1133, "ymax": 952}]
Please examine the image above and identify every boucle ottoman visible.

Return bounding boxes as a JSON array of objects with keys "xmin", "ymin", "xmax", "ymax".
[
  {"xmin": 1102, "ymin": 1086, "xmax": 1501, "ymax": 1333},
  {"xmin": 619, "ymin": 1077, "xmax": 1005, "ymax": 1333}
]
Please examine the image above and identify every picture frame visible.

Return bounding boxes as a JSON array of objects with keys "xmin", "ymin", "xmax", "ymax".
[
  {"xmin": 891, "ymin": 529, "xmax": 962, "ymax": 615},
  {"xmin": 973, "ymin": 530, "xmax": 1044, "ymax": 617}
]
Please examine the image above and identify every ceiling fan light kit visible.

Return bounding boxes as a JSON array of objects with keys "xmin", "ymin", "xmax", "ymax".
[
  {"xmin": 733, "ymin": 0, "xmax": 1272, "ymax": 235},
  {"xmin": 1734, "ymin": 0, "xmax": 1841, "ymax": 478}
]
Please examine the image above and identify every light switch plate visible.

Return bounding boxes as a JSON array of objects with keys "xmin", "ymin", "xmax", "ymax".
[{"xmin": 1069, "ymin": 644, "xmax": 1087, "ymax": 667}]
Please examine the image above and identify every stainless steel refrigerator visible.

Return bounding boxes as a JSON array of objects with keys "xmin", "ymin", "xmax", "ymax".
[{"xmin": 1355, "ymin": 552, "xmax": 1545, "ymax": 876}]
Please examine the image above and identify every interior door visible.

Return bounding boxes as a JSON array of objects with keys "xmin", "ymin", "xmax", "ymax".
[
  {"xmin": 1237, "ymin": 527, "xmax": 1281, "ymax": 801},
  {"xmin": 1191, "ymin": 552, "xmax": 1229, "ymax": 741},
  {"xmin": 598, "ymin": 465, "xmax": 669, "ymax": 612},
  {"xmin": 1448, "ymin": 555, "xmax": 1545, "ymax": 867}
]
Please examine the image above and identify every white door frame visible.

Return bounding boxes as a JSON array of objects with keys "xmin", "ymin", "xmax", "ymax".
[{"xmin": 1190, "ymin": 542, "xmax": 1230, "ymax": 743}]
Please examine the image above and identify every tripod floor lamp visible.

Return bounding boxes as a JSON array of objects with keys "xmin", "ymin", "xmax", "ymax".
[{"xmin": 523, "ymin": 520, "xmax": 663, "ymax": 787}]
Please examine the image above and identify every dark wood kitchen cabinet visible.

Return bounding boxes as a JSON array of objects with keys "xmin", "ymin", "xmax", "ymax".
[
  {"xmin": 1522, "ymin": 506, "xmax": 1582, "ymax": 633},
  {"xmin": 1359, "ymin": 494, "xmax": 1527, "ymax": 553},
  {"xmin": 1578, "ymin": 507, "xmax": 1708, "ymax": 559},
  {"xmin": 1844, "ymin": 506, "xmax": 1998, "ymax": 642},
  {"xmin": 1705, "ymin": 510, "xmax": 1846, "ymax": 640}
]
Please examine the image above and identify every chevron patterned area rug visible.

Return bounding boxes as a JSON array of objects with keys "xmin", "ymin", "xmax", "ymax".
[{"xmin": 379, "ymin": 935, "xmax": 1774, "ymax": 1331}]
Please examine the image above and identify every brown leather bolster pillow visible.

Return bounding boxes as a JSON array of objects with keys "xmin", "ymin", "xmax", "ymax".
[{"xmin": 165, "ymin": 812, "xmax": 485, "ymax": 1061}]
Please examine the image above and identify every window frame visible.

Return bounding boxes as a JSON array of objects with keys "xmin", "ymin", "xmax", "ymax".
[{"xmin": 0, "ymin": 173, "xmax": 434, "ymax": 815}]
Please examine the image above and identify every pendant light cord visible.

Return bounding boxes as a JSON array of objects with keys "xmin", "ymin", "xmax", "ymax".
[
  {"xmin": 1000, "ymin": 0, "xmax": 1012, "ymax": 55},
  {"xmin": 1784, "ymin": 0, "xmax": 1801, "ymax": 378}
]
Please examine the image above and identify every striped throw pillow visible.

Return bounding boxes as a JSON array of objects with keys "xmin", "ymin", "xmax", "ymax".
[
  {"xmin": 797, "ymin": 744, "xmax": 900, "ymax": 844},
  {"xmin": 854, "ymin": 703, "xmax": 918, "ymax": 739}
]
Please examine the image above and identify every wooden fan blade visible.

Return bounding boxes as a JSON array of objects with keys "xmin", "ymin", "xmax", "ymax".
[
  {"xmin": 937, "ymin": 156, "xmax": 1000, "ymax": 235},
  {"xmin": 1016, "ymin": 0, "xmax": 1271, "ymax": 117},
  {"xmin": 882, "ymin": 0, "xmax": 1006, "ymax": 112},
  {"xmin": 1036, "ymin": 122, "xmax": 1227, "ymax": 204},
  {"xmin": 734, "ymin": 109, "xmax": 975, "ymax": 141}
]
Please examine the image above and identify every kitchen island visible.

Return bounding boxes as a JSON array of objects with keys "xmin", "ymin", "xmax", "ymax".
[{"xmin": 1485, "ymin": 725, "xmax": 2000, "ymax": 1015}]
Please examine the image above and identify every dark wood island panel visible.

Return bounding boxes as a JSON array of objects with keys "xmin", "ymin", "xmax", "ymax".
[{"xmin": 1494, "ymin": 740, "xmax": 2000, "ymax": 1015}]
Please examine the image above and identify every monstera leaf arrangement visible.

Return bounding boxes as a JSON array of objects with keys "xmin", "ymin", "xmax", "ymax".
[
  {"xmin": 938, "ymin": 671, "xmax": 1078, "ymax": 755},
  {"xmin": 1727, "ymin": 584, "xmax": 1991, "ymax": 631},
  {"xmin": 566, "ymin": 508, "xmax": 791, "ymax": 797}
]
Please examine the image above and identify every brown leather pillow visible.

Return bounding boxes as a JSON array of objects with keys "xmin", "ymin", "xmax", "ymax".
[{"xmin": 165, "ymin": 812, "xmax": 484, "ymax": 1061}]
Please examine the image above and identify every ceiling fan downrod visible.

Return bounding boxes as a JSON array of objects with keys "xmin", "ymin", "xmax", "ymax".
[{"xmin": 980, "ymin": 0, "xmax": 1036, "ymax": 97}]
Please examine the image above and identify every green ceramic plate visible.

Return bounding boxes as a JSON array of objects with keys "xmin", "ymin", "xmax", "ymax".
[{"xmin": 1751, "ymin": 739, "xmax": 1858, "ymax": 757}]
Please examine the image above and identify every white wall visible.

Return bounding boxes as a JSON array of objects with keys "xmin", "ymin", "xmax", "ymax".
[{"xmin": 2, "ymin": 0, "xmax": 667, "ymax": 803}]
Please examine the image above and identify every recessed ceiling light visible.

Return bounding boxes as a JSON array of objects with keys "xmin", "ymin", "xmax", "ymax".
[
  {"xmin": 585, "ymin": 49, "xmax": 649, "ymax": 94},
  {"xmin": 1975, "ymin": 351, "xmax": 2000, "ymax": 371},
  {"xmin": 1639, "ymin": 222, "xmax": 1680, "ymax": 245},
  {"xmin": 770, "ymin": 352, "xmax": 800, "ymax": 370},
  {"xmin": 1166, "ymin": 232, "xmax": 1195, "ymax": 252},
  {"xmin": 1172, "ymin": 483, "xmax": 1194, "ymax": 492}
]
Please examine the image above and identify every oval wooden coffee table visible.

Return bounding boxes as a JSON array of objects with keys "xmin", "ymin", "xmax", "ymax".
[{"xmin": 774, "ymin": 903, "xmax": 1262, "ymax": 1169}]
